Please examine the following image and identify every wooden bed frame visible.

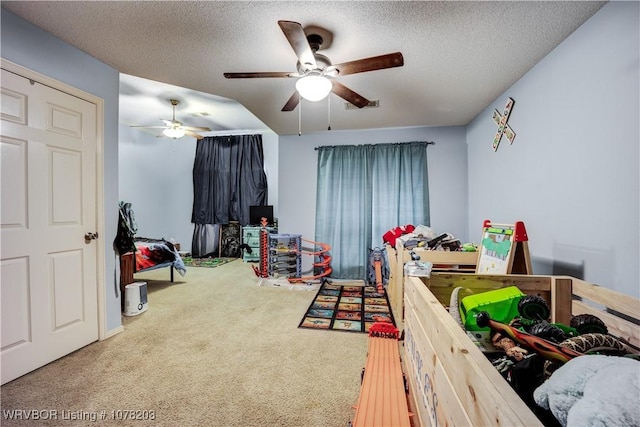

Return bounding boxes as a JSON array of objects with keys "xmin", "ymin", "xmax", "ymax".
[{"xmin": 119, "ymin": 249, "xmax": 175, "ymax": 311}]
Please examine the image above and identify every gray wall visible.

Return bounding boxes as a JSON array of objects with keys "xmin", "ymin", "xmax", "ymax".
[
  {"xmin": 118, "ymin": 125, "xmax": 197, "ymax": 249},
  {"xmin": 1, "ymin": 9, "xmax": 122, "ymax": 332},
  {"xmin": 278, "ymin": 126, "xmax": 469, "ymax": 274},
  {"xmin": 466, "ymin": 1, "xmax": 639, "ymax": 297}
]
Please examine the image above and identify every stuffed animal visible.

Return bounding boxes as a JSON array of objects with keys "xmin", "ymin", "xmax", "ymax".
[
  {"xmin": 492, "ymin": 331, "xmax": 529, "ymax": 361},
  {"xmin": 533, "ymin": 355, "xmax": 640, "ymax": 427}
]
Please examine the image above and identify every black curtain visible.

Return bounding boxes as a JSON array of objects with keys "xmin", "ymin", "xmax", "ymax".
[{"xmin": 191, "ymin": 135, "xmax": 267, "ymax": 257}]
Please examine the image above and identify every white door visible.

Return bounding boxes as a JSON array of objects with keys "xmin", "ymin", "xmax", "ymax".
[{"xmin": 1, "ymin": 68, "xmax": 99, "ymax": 384}]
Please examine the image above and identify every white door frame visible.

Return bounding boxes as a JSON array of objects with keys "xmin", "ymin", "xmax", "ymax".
[{"xmin": 1, "ymin": 58, "xmax": 108, "ymax": 341}]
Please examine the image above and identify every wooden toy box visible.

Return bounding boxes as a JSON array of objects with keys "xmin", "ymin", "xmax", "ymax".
[
  {"xmin": 402, "ymin": 273, "xmax": 640, "ymax": 426},
  {"xmin": 386, "ymin": 241, "xmax": 479, "ymax": 327}
]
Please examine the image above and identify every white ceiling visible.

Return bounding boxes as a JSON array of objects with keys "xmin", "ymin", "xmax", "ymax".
[{"xmin": 2, "ymin": 1, "xmax": 606, "ymax": 137}]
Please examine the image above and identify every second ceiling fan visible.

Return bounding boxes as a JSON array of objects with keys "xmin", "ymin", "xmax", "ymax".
[
  {"xmin": 224, "ymin": 21, "xmax": 404, "ymax": 111},
  {"xmin": 130, "ymin": 99, "xmax": 212, "ymax": 140}
]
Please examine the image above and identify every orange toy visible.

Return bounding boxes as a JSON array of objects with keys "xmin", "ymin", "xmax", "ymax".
[
  {"xmin": 287, "ymin": 239, "xmax": 332, "ymax": 283},
  {"xmin": 352, "ymin": 322, "xmax": 412, "ymax": 427}
]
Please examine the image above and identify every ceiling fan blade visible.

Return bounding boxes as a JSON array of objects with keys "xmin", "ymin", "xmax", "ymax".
[
  {"xmin": 130, "ymin": 125, "xmax": 168, "ymax": 129},
  {"xmin": 185, "ymin": 130, "xmax": 204, "ymax": 140},
  {"xmin": 224, "ymin": 71, "xmax": 295, "ymax": 79},
  {"xmin": 281, "ymin": 91, "xmax": 300, "ymax": 112},
  {"xmin": 278, "ymin": 20, "xmax": 317, "ymax": 70},
  {"xmin": 331, "ymin": 81, "xmax": 370, "ymax": 108},
  {"xmin": 184, "ymin": 126, "xmax": 212, "ymax": 131},
  {"xmin": 333, "ymin": 52, "xmax": 404, "ymax": 76}
]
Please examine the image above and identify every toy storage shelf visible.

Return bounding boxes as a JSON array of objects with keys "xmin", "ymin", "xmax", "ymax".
[
  {"xmin": 403, "ymin": 273, "xmax": 640, "ymax": 427},
  {"xmin": 242, "ymin": 226, "xmax": 275, "ymax": 262},
  {"xmin": 268, "ymin": 233, "xmax": 301, "ymax": 279}
]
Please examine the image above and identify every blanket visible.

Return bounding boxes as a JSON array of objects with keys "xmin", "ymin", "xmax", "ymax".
[
  {"xmin": 534, "ymin": 355, "xmax": 640, "ymax": 427},
  {"xmin": 134, "ymin": 238, "xmax": 187, "ymax": 276}
]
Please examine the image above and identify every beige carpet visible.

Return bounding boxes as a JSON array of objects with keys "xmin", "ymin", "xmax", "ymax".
[{"xmin": 0, "ymin": 260, "xmax": 369, "ymax": 426}]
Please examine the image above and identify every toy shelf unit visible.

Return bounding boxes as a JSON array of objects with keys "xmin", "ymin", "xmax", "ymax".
[
  {"xmin": 242, "ymin": 225, "xmax": 276, "ymax": 262},
  {"xmin": 268, "ymin": 233, "xmax": 302, "ymax": 279}
]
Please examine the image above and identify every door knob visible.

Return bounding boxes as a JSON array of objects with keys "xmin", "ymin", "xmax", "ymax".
[{"xmin": 84, "ymin": 232, "xmax": 99, "ymax": 241}]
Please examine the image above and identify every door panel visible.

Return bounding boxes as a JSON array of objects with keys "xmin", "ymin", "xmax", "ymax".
[
  {"xmin": 1, "ymin": 68, "xmax": 99, "ymax": 384},
  {"xmin": 50, "ymin": 148, "xmax": 82, "ymax": 224},
  {"xmin": 0, "ymin": 257, "xmax": 31, "ymax": 350},
  {"xmin": 50, "ymin": 249, "xmax": 85, "ymax": 329},
  {"xmin": 0, "ymin": 137, "xmax": 27, "ymax": 227}
]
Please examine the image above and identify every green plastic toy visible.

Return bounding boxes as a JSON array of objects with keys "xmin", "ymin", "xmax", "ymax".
[{"xmin": 460, "ymin": 286, "xmax": 524, "ymax": 331}]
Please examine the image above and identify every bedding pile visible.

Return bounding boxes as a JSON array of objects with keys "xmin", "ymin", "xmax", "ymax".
[
  {"xmin": 383, "ymin": 224, "xmax": 467, "ymax": 252},
  {"xmin": 134, "ymin": 238, "xmax": 187, "ymax": 276}
]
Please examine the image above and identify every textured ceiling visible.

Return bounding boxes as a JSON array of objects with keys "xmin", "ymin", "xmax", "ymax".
[{"xmin": 2, "ymin": 1, "xmax": 606, "ymax": 137}]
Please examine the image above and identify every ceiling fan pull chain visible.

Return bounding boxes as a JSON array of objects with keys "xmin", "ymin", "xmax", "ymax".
[
  {"xmin": 298, "ymin": 98, "xmax": 302, "ymax": 136},
  {"xmin": 327, "ymin": 96, "xmax": 331, "ymax": 131}
]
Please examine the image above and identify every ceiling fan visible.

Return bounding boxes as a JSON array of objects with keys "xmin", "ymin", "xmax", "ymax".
[
  {"xmin": 224, "ymin": 20, "xmax": 404, "ymax": 111},
  {"xmin": 130, "ymin": 99, "xmax": 212, "ymax": 139}
]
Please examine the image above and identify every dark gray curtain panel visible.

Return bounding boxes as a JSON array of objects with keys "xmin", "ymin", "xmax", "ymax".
[
  {"xmin": 191, "ymin": 223, "xmax": 220, "ymax": 258},
  {"xmin": 191, "ymin": 135, "xmax": 267, "ymax": 257}
]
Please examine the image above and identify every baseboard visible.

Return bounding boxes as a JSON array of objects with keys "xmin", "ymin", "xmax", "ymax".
[{"xmin": 101, "ymin": 325, "xmax": 125, "ymax": 340}]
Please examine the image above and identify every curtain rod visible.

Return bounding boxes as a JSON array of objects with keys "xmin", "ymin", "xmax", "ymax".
[{"xmin": 314, "ymin": 141, "xmax": 435, "ymax": 150}]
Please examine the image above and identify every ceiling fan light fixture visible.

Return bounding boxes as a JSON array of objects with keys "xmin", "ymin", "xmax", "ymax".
[
  {"xmin": 163, "ymin": 127, "xmax": 186, "ymax": 139},
  {"xmin": 295, "ymin": 74, "xmax": 332, "ymax": 102}
]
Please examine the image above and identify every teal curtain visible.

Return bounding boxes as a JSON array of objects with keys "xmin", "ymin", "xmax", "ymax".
[{"xmin": 315, "ymin": 141, "xmax": 430, "ymax": 279}]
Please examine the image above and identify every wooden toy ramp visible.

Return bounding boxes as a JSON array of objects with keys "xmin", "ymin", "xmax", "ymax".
[{"xmin": 352, "ymin": 322, "xmax": 412, "ymax": 427}]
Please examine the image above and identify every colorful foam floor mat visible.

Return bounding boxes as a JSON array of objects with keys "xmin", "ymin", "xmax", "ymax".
[
  {"xmin": 181, "ymin": 256, "xmax": 235, "ymax": 268},
  {"xmin": 298, "ymin": 280, "xmax": 395, "ymax": 333}
]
